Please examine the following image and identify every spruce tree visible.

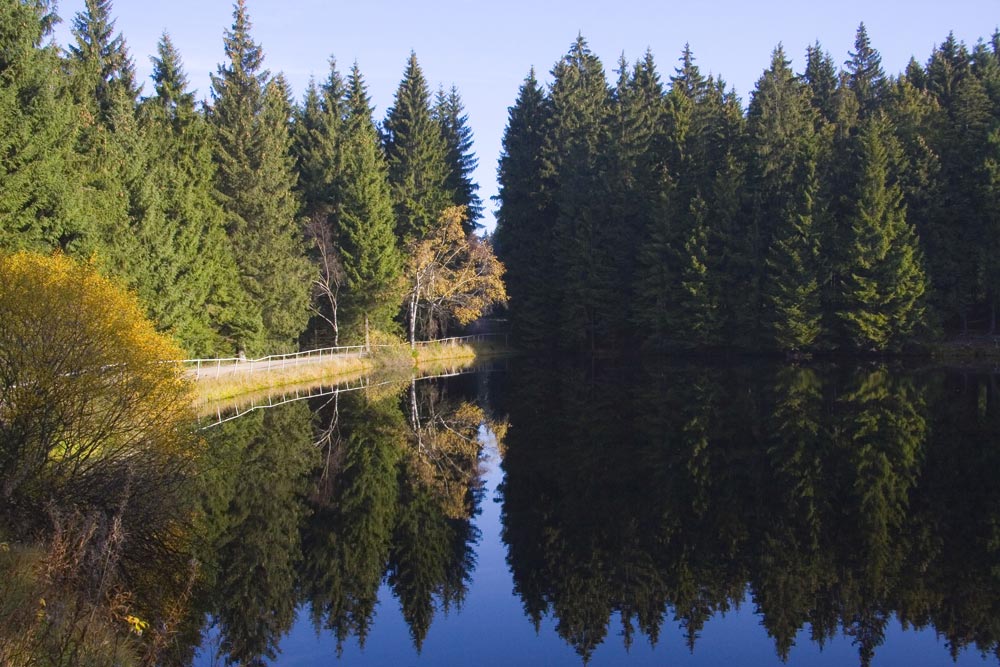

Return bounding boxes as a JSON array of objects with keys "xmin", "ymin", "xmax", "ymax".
[
  {"xmin": 138, "ymin": 33, "xmax": 257, "ymax": 354},
  {"xmin": 845, "ymin": 23, "xmax": 887, "ymax": 119},
  {"xmin": 747, "ymin": 45, "xmax": 822, "ymax": 348},
  {"xmin": 434, "ymin": 85, "xmax": 483, "ymax": 231},
  {"xmin": 494, "ymin": 68, "xmax": 554, "ymax": 348},
  {"xmin": 66, "ymin": 0, "xmax": 139, "ymax": 126},
  {"xmin": 926, "ymin": 32, "xmax": 970, "ymax": 109},
  {"xmin": 617, "ymin": 51, "xmax": 673, "ymax": 348},
  {"xmin": 763, "ymin": 157, "xmax": 822, "ymax": 351},
  {"xmin": 383, "ymin": 52, "xmax": 450, "ymax": 241},
  {"xmin": 211, "ymin": 0, "xmax": 311, "ymax": 352},
  {"xmin": 837, "ymin": 115, "xmax": 927, "ymax": 350},
  {"xmin": 293, "ymin": 60, "xmax": 345, "ymax": 222},
  {"xmin": 338, "ymin": 64, "xmax": 404, "ymax": 340},
  {"xmin": 804, "ymin": 42, "xmax": 839, "ymax": 125},
  {"xmin": 0, "ymin": 0, "xmax": 83, "ymax": 252},
  {"xmin": 543, "ymin": 35, "xmax": 614, "ymax": 350}
]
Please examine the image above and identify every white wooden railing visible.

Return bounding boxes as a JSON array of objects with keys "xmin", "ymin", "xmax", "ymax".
[{"xmin": 176, "ymin": 333, "xmax": 508, "ymax": 379}]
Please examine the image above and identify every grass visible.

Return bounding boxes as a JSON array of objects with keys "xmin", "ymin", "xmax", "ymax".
[
  {"xmin": 191, "ymin": 338, "xmax": 511, "ymax": 414},
  {"xmin": 192, "ymin": 354, "xmax": 376, "ymax": 406}
]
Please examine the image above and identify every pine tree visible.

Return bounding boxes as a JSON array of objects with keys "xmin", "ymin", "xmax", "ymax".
[
  {"xmin": 926, "ymin": 32, "xmax": 970, "ymax": 109},
  {"xmin": 434, "ymin": 85, "xmax": 483, "ymax": 231},
  {"xmin": 845, "ymin": 23, "xmax": 887, "ymax": 119},
  {"xmin": 0, "ymin": 0, "xmax": 83, "ymax": 252},
  {"xmin": 383, "ymin": 52, "xmax": 450, "ymax": 241},
  {"xmin": 763, "ymin": 156, "xmax": 822, "ymax": 351},
  {"xmin": 210, "ymin": 0, "xmax": 311, "ymax": 352},
  {"xmin": 338, "ymin": 63, "xmax": 404, "ymax": 340},
  {"xmin": 837, "ymin": 115, "xmax": 927, "ymax": 350},
  {"xmin": 494, "ymin": 68, "xmax": 554, "ymax": 348}
]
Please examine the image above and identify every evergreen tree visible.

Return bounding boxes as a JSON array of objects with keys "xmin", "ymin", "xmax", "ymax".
[
  {"xmin": 338, "ymin": 64, "xmax": 405, "ymax": 340},
  {"xmin": 763, "ymin": 157, "xmax": 822, "ymax": 351},
  {"xmin": 747, "ymin": 45, "xmax": 822, "ymax": 348},
  {"xmin": 837, "ymin": 115, "xmax": 927, "ymax": 349},
  {"xmin": 494, "ymin": 68, "xmax": 554, "ymax": 348},
  {"xmin": 210, "ymin": 0, "xmax": 311, "ymax": 352},
  {"xmin": 434, "ymin": 85, "xmax": 483, "ymax": 231},
  {"xmin": 845, "ymin": 23, "xmax": 887, "ymax": 119},
  {"xmin": 0, "ymin": 0, "xmax": 83, "ymax": 252},
  {"xmin": 926, "ymin": 32, "xmax": 970, "ymax": 109},
  {"xmin": 617, "ymin": 50, "xmax": 674, "ymax": 348},
  {"xmin": 383, "ymin": 52, "xmax": 450, "ymax": 241},
  {"xmin": 138, "ymin": 33, "xmax": 257, "ymax": 354},
  {"xmin": 804, "ymin": 42, "xmax": 839, "ymax": 125},
  {"xmin": 66, "ymin": 0, "xmax": 139, "ymax": 126},
  {"xmin": 543, "ymin": 35, "xmax": 614, "ymax": 350},
  {"xmin": 293, "ymin": 60, "xmax": 345, "ymax": 222}
]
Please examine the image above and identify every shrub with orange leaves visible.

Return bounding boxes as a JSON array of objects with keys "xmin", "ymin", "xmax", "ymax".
[{"xmin": 0, "ymin": 251, "xmax": 196, "ymax": 510}]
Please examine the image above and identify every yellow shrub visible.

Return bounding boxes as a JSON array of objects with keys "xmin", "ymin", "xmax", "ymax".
[{"xmin": 0, "ymin": 251, "xmax": 194, "ymax": 502}]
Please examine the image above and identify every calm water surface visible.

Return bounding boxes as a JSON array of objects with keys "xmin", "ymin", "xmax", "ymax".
[{"xmin": 192, "ymin": 359, "xmax": 1000, "ymax": 666}]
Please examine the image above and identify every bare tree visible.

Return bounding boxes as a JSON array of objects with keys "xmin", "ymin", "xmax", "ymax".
[{"xmin": 305, "ymin": 214, "xmax": 346, "ymax": 346}]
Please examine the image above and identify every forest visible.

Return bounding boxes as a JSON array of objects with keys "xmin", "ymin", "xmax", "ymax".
[
  {"xmin": 495, "ymin": 27, "xmax": 1000, "ymax": 352},
  {"xmin": 0, "ymin": 0, "xmax": 500, "ymax": 357}
]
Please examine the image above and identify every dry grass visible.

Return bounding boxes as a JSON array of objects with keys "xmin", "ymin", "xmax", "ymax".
[
  {"xmin": 192, "ymin": 354, "xmax": 376, "ymax": 406},
  {"xmin": 192, "ymin": 339, "xmax": 510, "ymax": 414}
]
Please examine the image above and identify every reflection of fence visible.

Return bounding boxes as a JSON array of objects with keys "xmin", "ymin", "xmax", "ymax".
[
  {"xmin": 177, "ymin": 333, "xmax": 508, "ymax": 380},
  {"xmin": 198, "ymin": 364, "xmax": 498, "ymax": 429}
]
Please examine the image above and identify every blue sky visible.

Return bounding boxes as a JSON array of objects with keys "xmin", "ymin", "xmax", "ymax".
[{"xmin": 52, "ymin": 0, "xmax": 996, "ymax": 232}]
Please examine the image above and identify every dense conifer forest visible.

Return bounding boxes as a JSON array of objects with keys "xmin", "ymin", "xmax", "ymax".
[
  {"xmin": 0, "ymin": 0, "xmax": 490, "ymax": 356},
  {"xmin": 495, "ymin": 28, "xmax": 1000, "ymax": 353},
  {"xmin": 3, "ymin": 0, "xmax": 999, "ymax": 356}
]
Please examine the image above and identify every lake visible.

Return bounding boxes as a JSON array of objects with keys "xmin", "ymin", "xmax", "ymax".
[{"xmin": 190, "ymin": 357, "xmax": 1000, "ymax": 667}]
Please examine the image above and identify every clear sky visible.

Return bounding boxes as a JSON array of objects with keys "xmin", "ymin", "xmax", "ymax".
[{"xmin": 52, "ymin": 0, "xmax": 997, "ymax": 233}]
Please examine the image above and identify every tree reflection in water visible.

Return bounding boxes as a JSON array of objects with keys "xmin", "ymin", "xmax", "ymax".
[
  {"xmin": 498, "ymin": 359, "xmax": 1000, "ymax": 666},
  {"xmin": 197, "ymin": 373, "xmax": 495, "ymax": 663}
]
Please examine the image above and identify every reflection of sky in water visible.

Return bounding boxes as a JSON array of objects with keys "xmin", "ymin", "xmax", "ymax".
[{"xmin": 194, "ymin": 421, "xmax": 992, "ymax": 667}]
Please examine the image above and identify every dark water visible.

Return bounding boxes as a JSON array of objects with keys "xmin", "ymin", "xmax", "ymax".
[{"xmin": 191, "ymin": 359, "xmax": 1000, "ymax": 666}]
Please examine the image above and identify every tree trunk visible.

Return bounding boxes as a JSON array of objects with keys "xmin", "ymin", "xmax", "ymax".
[
  {"xmin": 409, "ymin": 282, "xmax": 419, "ymax": 349},
  {"xmin": 364, "ymin": 314, "xmax": 370, "ymax": 353}
]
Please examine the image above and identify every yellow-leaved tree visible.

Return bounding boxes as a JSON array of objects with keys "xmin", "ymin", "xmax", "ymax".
[
  {"xmin": 404, "ymin": 206, "xmax": 508, "ymax": 346},
  {"xmin": 0, "ymin": 251, "xmax": 195, "ymax": 506}
]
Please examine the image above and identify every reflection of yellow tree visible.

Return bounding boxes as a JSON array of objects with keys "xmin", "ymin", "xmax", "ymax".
[{"xmin": 406, "ymin": 379, "xmax": 494, "ymax": 519}]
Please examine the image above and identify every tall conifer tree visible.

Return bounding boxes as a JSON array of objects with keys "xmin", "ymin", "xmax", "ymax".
[
  {"xmin": 494, "ymin": 69, "xmax": 554, "ymax": 348},
  {"xmin": 383, "ymin": 52, "xmax": 450, "ymax": 241},
  {"xmin": 211, "ymin": 0, "xmax": 311, "ymax": 352},
  {"xmin": 0, "ymin": 0, "xmax": 83, "ymax": 252},
  {"xmin": 846, "ymin": 23, "xmax": 887, "ymax": 119},
  {"xmin": 138, "ymin": 33, "xmax": 256, "ymax": 354},
  {"xmin": 434, "ymin": 86, "xmax": 483, "ymax": 231},
  {"xmin": 339, "ymin": 64, "xmax": 404, "ymax": 340},
  {"xmin": 543, "ymin": 36, "xmax": 614, "ymax": 349},
  {"xmin": 747, "ymin": 45, "xmax": 823, "ymax": 348},
  {"xmin": 837, "ymin": 115, "xmax": 927, "ymax": 349}
]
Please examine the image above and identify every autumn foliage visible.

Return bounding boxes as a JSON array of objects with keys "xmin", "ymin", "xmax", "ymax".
[{"xmin": 0, "ymin": 251, "xmax": 194, "ymax": 507}]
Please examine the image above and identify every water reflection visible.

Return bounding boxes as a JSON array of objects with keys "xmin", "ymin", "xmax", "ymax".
[
  {"xmin": 497, "ymin": 360, "xmax": 1000, "ymax": 666},
  {"xmin": 195, "ymin": 373, "xmax": 498, "ymax": 664}
]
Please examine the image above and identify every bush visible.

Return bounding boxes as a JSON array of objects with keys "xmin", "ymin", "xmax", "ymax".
[{"xmin": 0, "ymin": 251, "xmax": 194, "ymax": 515}]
